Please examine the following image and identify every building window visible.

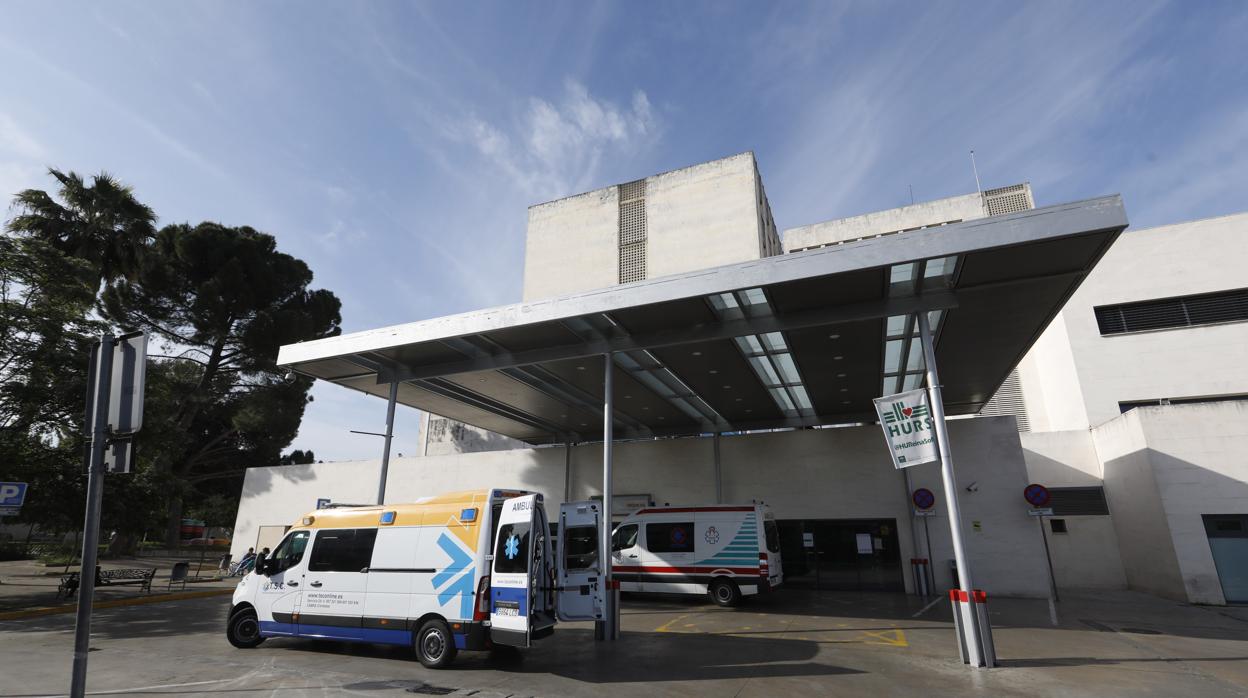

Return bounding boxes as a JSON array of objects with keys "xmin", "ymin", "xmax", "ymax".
[
  {"xmin": 645, "ymin": 522, "xmax": 696, "ymax": 553},
  {"xmin": 1049, "ymin": 519, "xmax": 1068, "ymax": 534},
  {"xmin": 1048, "ymin": 487, "xmax": 1110, "ymax": 516},
  {"xmin": 1119, "ymin": 394, "xmax": 1248, "ymax": 413},
  {"xmin": 1094, "ymin": 288, "xmax": 1248, "ymax": 335},
  {"xmin": 308, "ymin": 528, "xmax": 377, "ymax": 572}
]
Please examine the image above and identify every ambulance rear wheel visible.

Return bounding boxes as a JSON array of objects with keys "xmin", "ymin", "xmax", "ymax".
[
  {"xmin": 226, "ymin": 608, "xmax": 265, "ymax": 648},
  {"xmin": 709, "ymin": 579, "xmax": 741, "ymax": 607},
  {"xmin": 415, "ymin": 618, "xmax": 457, "ymax": 669}
]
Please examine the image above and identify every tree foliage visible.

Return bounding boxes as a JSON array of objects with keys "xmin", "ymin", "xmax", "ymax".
[{"xmin": 1, "ymin": 170, "xmax": 341, "ymax": 548}]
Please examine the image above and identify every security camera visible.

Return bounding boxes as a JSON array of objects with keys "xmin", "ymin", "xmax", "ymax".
[
  {"xmin": 965, "ymin": 481, "xmax": 979, "ymax": 493},
  {"xmin": 284, "ymin": 371, "xmax": 297, "ymax": 384}
]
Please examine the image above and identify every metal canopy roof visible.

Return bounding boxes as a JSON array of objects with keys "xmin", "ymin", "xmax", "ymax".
[{"xmin": 279, "ymin": 195, "xmax": 1127, "ymax": 445}]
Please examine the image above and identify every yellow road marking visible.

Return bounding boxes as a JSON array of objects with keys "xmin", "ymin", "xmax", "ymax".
[
  {"xmin": 860, "ymin": 629, "xmax": 909, "ymax": 647},
  {"xmin": 654, "ymin": 613, "xmax": 691, "ymax": 633},
  {"xmin": 0, "ymin": 588, "xmax": 233, "ymax": 621}
]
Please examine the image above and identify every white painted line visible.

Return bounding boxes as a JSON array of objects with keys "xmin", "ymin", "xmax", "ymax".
[
  {"xmin": 22, "ymin": 679, "xmax": 236, "ymax": 698},
  {"xmin": 912, "ymin": 596, "xmax": 944, "ymax": 618}
]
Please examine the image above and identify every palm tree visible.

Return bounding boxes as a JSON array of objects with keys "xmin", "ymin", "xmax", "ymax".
[{"xmin": 7, "ymin": 169, "xmax": 156, "ymax": 289}]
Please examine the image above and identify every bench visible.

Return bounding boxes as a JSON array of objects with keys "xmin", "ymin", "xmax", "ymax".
[{"xmin": 58, "ymin": 567, "xmax": 156, "ymax": 598}]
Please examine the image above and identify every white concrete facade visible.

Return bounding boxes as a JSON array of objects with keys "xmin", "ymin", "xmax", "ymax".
[
  {"xmin": 521, "ymin": 152, "xmax": 780, "ymax": 302},
  {"xmin": 1018, "ymin": 211, "xmax": 1248, "ymax": 431},
  {"xmin": 233, "ymin": 416, "xmax": 1052, "ymax": 598}
]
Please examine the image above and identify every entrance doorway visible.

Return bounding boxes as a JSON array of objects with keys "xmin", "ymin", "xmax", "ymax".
[
  {"xmin": 1204, "ymin": 514, "xmax": 1248, "ymax": 604},
  {"xmin": 778, "ymin": 519, "xmax": 903, "ymax": 592}
]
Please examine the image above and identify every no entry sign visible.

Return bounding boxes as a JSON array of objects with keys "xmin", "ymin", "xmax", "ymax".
[
  {"xmin": 1023, "ymin": 483, "xmax": 1051, "ymax": 508},
  {"xmin": 913, "ymin": 487, "xmax": 936, "ymax": 510}
]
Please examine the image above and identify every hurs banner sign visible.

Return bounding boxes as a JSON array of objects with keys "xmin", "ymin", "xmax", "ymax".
[{"xmin": 873, "ymin": 388, "xmax": 939, "ymax": 469}]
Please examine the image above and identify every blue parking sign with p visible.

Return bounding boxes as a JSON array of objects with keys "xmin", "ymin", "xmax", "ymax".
[{"xmin": 0, "ymin": 482, "xmax": 28, "ymax": 511}]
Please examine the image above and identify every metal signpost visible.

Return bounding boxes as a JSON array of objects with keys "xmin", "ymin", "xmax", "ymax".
[
  {"xmin": 71, "ymin": 332, "xmax": 147, "ymax": 698},
  {"xmin": 1025, "ymin": 483, "xmax": 1061, "ymax": 624},
  {"xmin": 875, "ymin": 312, "xmax": 994, "ymax": 667},
  {"xmin": 912, "ymin": 487, "xmax": 937, "ymax": 595}
]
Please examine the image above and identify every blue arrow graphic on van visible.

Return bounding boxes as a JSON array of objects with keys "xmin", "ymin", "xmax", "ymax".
[{"xmin": 433, "ymin": 532, "xmax": 474, "ymax": 618}]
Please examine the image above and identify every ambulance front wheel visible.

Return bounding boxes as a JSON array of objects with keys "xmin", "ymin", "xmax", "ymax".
[
  {"xmin": 709, "ymin": 579, "xmax": 741, "ymax": 607},
  {"xmin": 226, "ymin": 608, "xmax": 265, "ymax": 648},
  {"xmin": 415, "ymin": 618, "xmax": 458, "ymax": 669}
]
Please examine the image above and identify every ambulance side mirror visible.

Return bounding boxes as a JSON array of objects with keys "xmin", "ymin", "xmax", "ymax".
[{"xmin": 254, "ymin": 552, "xmax": 269, "ymax": 576}]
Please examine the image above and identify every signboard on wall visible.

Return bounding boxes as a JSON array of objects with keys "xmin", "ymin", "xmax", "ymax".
[
  {"xmin": 590, "ymin": 493, "xmax": 653, "ymax": 517},
  {"xmin": 873, "ymin": 388, "xmax": 939, "ymax": 469}
]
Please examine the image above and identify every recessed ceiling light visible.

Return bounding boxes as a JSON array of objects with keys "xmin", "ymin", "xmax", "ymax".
[
  {"xmin": 560, "ymin": 414, "xmax": 567, "ymax": 418},
  {"xmin": 842, "ymin": 400, "xmax": 851, "ymax": 405},
  {"xmin": 624, "ymin": 394, "xmax": 632, "ymax": 399},
  {"xmin": 709, "ymin": 369, "xmax": 718, "ymax": 374},
  {"xmin": 745, "ymin": 409, "xmax": 753, "ymax": 413},
  {"xmin": 576, "ymin": 365, "xmax": 586, "ymax": 371},
  {"xmin": 658, "ymin": 416, "xmax": 666, "ymax": 420},
  {"xmin": 723, "ymin": 385, "xmax": 731, "ymax": 389},
  {"xmin": 580, "ymin": 422, "xmax": 587, "ymax": 427},
  {"xmin": 833, "ymin": 355, "xmax": 844, "ymax": 360},
  {"xmin": 837, "ymin": 373, "xmax": 847, "ymax": 378},
  {"xmin": 692, "ymin": 351, "xmax": 702, "ymax": 356},
  {"xmin": 840, "ymin": 388, "xmax": 848, "ymax": 393},
  {"xmin": 642, "ymin": 406, "xmax": 650, "ymax": 411},
  {"xmin": 829, "ymin": 334, "xmax": 841, "ymax": 340},
  {"xmin": 735, "ymin": 397, "xmax": 742, "ymax": 402}
]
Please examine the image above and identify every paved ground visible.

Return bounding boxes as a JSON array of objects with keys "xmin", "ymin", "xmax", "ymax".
[{"xmin": 0, "ymin": 588, "xmax": 1246, "ymax": 697}]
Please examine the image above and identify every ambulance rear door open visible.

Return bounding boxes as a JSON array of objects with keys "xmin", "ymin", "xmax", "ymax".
[
  {"xmin": 555, "ymin": 501, "xmax": 604, "ymax": 622},
  {"xmin": 489, "ymin": 493, "xmax": 544, "ymax": 648}
]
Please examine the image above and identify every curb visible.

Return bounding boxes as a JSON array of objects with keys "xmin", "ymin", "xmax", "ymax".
[{"xmin": 0, "ymin": 588, "xmax": 233, "ymax": 621}]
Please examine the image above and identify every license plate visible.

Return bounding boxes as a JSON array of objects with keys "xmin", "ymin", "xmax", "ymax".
[{"xmin": 494, "ymin": 600, "xmax": 520, "ymax": 616}]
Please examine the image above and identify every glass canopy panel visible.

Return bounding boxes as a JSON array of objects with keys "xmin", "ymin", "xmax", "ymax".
[
  {"xmin": 748, "ymin": 355, "xmax": 782, "ymax": 387},
  {"xmin": 773, "ymin": 353, "xmax": 801, "ymax": 384},
  {"xmin": 883, "ymin": 375, "xmax": 900, "ymax": 395},
  {"xmin": 760, "ymin": 332, "xmax": 787, "ymax": 352},
  {"xmin": 884, "ymin": 339, "xmax": 904, "ymax": 373},
  {"xmin": 921, "ymin": 256, "xmax": 959, "ymax": 290},
  {"xmin": 906, "ymin": 337, "xmax": 924, "ymax": 371},
  {"xmin": 734, "ymin": 335, "xmax": 765, "ymax": 356},
  {"xmin": 903, "ymin": 373, "xmax": 923, "ymax": 391},
  {"xmin": 889, "ymin": 263, "xmax": 917, "ymax": 297},
  {"xmin": 886, "ymin": 315, "xmax": 907, "ymax": 338},
  {"xmin": 740, "ymin": 288, "xmax": 768, "ymax": 306},
  {"xmin": 790, "ymin": 385, "xmax": 813, "ymax": 410},
  {"xmin": 768, "ymin": 387, "xmax": 796, "ymax": 412}
]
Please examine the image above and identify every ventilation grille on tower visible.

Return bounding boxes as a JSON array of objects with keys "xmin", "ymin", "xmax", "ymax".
[
  {"xmin": 984, "ymin": 183, "xmax": 1034, "ymax": 216},
  {"xmin": 979, "ymin": 368, "xmax": 1030, "ymax": 432},
  {"xmin": 618, "ymin": 179, "xmax": 647, "ymax": 283}
]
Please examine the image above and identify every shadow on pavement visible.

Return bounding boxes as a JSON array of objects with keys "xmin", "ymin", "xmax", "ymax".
[{"xmin": 268, "ymin": 627, "xmax": 859, "ymax": 684}]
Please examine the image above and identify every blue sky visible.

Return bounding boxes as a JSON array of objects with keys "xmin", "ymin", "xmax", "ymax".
[{"xmin": 2, "ymin": 1, "xmax": 1246, "ymax": 462}]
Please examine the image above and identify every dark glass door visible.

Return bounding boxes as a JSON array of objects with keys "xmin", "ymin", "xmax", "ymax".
[{"xmin": 778, "ymin": 519, "xmax": 903, "ymax": 592}]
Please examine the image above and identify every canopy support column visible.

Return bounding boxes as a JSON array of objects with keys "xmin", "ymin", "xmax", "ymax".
[
  {"xmin": 599, "ymin": 352, "xmax": 618, "ymax": 641},
  {"xmin": 918, "ymin": 311, "xmax": 985, "ymax": 666},
  {"xmin": 713, "ymin": 433, "xmax": 723, "ymax": 504},
  {"xmin": 377, "ymin": 381, "xmax": 398, "ymax": 505}
]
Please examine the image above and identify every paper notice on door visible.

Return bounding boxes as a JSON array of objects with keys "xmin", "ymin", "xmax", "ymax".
[{"xmin": 856, "ymin": 533, "xmax": 872, "ymax": 554}]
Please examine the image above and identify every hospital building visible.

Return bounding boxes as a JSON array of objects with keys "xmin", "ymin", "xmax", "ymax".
[{"xmin": 234, "ymin": 152, "xmax": 1248, "ymax": 605}]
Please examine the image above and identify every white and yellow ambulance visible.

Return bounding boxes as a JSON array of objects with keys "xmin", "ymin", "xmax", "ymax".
[
  {"xmin": 226, "ymin": 489, "xmax": 604, "ymax": 668},
  {"xmin": 611, "ymin": 503, "xmax": 782, "ymax": 606}
]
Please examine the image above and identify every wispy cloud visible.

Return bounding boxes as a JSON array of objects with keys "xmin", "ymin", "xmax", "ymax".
[{"xmin": 453, "ymin": 80, "xmax": 661, "ymax": 201}]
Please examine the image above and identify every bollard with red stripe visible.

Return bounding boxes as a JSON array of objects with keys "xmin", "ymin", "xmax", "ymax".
[{"xmin": 970, "ymin": 590, "xmax": 997, "ymax": 666}]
